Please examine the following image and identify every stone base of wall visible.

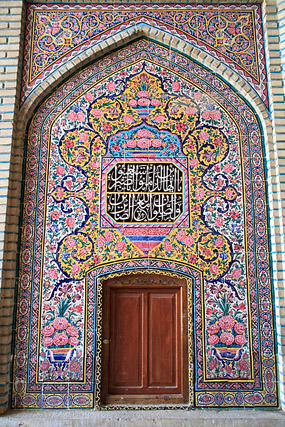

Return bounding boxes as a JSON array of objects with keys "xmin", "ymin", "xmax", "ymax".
[{"xmin": 2, "ymin": 409, "xmax": 285, "ymax": 426}]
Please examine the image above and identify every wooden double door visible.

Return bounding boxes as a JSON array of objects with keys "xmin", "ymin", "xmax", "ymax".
[{"xmin": 101, "ymin": 274, "xmax": 188, "ymax": 405}]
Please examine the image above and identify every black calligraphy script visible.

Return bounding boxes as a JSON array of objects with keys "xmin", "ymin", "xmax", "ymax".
[{"xmin": 106, "ymin": 162, "xmax": 184, "ymax": 223}]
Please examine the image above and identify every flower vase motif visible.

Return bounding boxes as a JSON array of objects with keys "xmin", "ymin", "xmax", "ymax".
[
  {"xmin": 47, "ymin": 347, "xmax": 75, "ymax": 380},
  {"xmin": 41, "ymin": 313, "xmax": 80, "ymax": 381},
  {"xmin": 207, "ymin": 313, "xmax": 250, "ymax": 378},
  {"xmin": 212, "ymin": 346, "xmax": 243, "ymax": 369}
]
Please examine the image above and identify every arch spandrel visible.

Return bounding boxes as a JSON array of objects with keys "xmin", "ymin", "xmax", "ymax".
[
  {"xmin": 22, "ymin": 4, "xmax": 267, "ymax": 108},
  {"xmin": 12, "ymin": 39, "xmax": 277, "ymax": 409}
]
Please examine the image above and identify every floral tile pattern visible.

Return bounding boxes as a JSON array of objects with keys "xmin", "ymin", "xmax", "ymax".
[
  {"xmin": 21, "ymin": 4, "xmax": 268, "ymax": 107},
  {"xmin": 13, "ymin": 26, "xmax": 276, "ymax": 409}
]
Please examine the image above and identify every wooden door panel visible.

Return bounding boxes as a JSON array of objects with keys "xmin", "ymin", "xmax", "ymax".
[
  {"xmin": 102, "ymin": 274, "xmax": 188, "ymax": 405},
  {"xmin": 109, "ymin": 290, "xmax": 143, "ymax": 391},
  {"xmin": 148, "ymin": 291, "xmax": 180, "ymax": 391}
]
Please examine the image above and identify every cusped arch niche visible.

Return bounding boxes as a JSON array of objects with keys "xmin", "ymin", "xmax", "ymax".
[{"xmin": 12, "ymin": 39, "xmax": 277, "ymax": 410}]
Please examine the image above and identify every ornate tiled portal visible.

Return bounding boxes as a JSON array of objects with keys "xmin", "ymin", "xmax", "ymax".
[{"xmin": 12, "ymin": 4, "xmax": 277, "ymax": 410}]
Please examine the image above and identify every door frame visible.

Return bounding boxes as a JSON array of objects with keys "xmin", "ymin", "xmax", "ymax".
[{"xmin": 95, "ymin": 270, "xmax": 193, "ymax": 409}]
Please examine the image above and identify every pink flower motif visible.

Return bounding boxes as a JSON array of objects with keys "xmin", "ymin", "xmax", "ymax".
[
  {"xmin": 90, "ymin": 161, "xmax": 100, "ymax": 168},
  {"xmin": 185, "ymin": 107, "xmax": 196, "ymax": 115},
  {"xmin": 105, "ymin": 231, "xmax": 114, "ymax": 242},
  {"xmin": 78, "ymin": 248, "xmax": 87, "ymax": 258},
  {"xmin": 136, "ymin": 129, "xmax": 152, "ymax": 137},
  {"xmin": 123, "ymin": 115, "xmax": 134, "ymax": 124},
  {"xmin": 40, "ymin": 360, "xmax": 50, "ymax": 371},
  {"xmin": 202, "ymin": 111, "xmax": 211, "ymax": 120},
  {"xmin": 208, "ymin": 335, "xmax": 220, "ymax": 345},
  {"xmin": 53, "ymin": 333, "xmax": 68, "ymax": 346},
  {"xmin": 48, "ymin": 268, "xmax": 58, "ymax": 280},
  {"xmin": 219, "ymin": 316, "xmax": 235, "ymax": 330},
  {"xmin": 138, "ymin": 138, "xmax": 151, "ymax": 149},
  {"xmin": 208, "ymin": 358, "xmax": 218, "ymax": 370},
  {"xmin": 138, "ymin": 98, "xmax": 150, "ymax": 106},
  {"xmin": 66, "ymin": 238, "xmax": 76, "ymax": 248},
  {"xmin": 96, "ymin": 236, "xmax": 106, "ymax": 247},
  {"xmin": 137, "ymin": 90, "xmax": 150, "ymax": 98},
  {"xmin": 56, "ymin": 189, "xmax": 64, "ymax": 199},
  {"xmin": 210, "ymin": 264, "xmax": 219, "ymax": 275},
  {"xmin": 200, "ymin": 131, "xmax": 209, "ymax": 141},
  {"xmin": 211, "ymin": 110, "xmax": 221, "ymax": 120},
  {"xmin": 172, "ymin": 81, "xmax": 181, "ymax": 91},
  {"xmin": 51, "ymin": 210, "xmax": 60, "ymax": 221},
  {"xmin": 42, "ymin": 337, "xmax": 53, "ymax": 347},
  {"xmin": 224, "ymin": 163, "xmax": 234, "ymax": 173},
  {"xmin": 195, "ymin": 188, "xmax": 205, "ymax": 200},
  {"xmin": 185, "ymin": 236, "xmax": 194, "ymax": 247},
  {"xmin": 116, "ymin": 241, "xmax": 127, "ymax": 252},
  {"xmin": 189, "ymin": 158, "xmax": 199, "ymax": 168},
  {"xmin": 151, "ymin": 99, "xmax": 161, "ymax": 106},
  {"xmin": 176, "ymin": 230, "xmax": 186, "ymax": 242},
  {"xmin": 71, "ymin": 264, "xmax": 81, "ymax": 275},
  {"xmin": 42, "ymin": 325, "xmax": 55, "ymax": 337},
  {"xmin": 85, "ymin": 92, "xmax": 94, "ymax": 102},
  {"xmin": 79, "ymin": 132, "xmax": 89, "ymax": 143},
  {"xmin": 225, "ymin": 188, "xmax": 234, "ymax": 199},
  {"xmin": 194, "ymin": 91, "xmax": 203, "ymax": 100},
  {"xmin": 235, "ymin": 335, "xmax": 246, "ymax": 346},
  {"xmin": 77, "ymin": 112, "xmax": 85, "ymax": 122},
  {"xmin": 66, "ymin": 217, "xmax": 75, "ymax": 228},
  {"xmin": 127, "ymin": 139, "xmax": 136, "ymax": 148},
  {"xmin": 238, "ymin": 359, "xmax": 249, "ymax": 371},
  {"xmin": 74, "ymin": 304, "xmax": 83, "ymax": 313},
  {"xmin": 53, "ymin": 317, "xmax": 69, "ymax": 330},
  {"xmin": 152, "ymin": 138, "xmax": 162, "ymax": 148},
  {"xmin": 164, "ymin": 241, "xmax": 173, "ymax": 252},
  {"xmin": 69, "ymin": 337, "xmax": 79, "ymax": 346},
  {"xmin": 85, "ymin": 189, "xmax": 94, "ymax": 200},
  {"xmin": 67, "ymin": 111, "xmax": 76, "ymax": 121},
  {"xmin": 129, "ymin": 99, "xmax": 137, "ymax": 107},
  {"xmin": 215, "ymin": 237, "xmax": 224, "ymax": 247},
  {"xmin": 232, "ymin": 268, "xmax": 242, "ymax": 279},
  {"xmin": 69, "ymin": 360, "xmax": 81, "ymax": 373},
  {"xmin": 234, "ymin": 322, "xmax": 246, "ymax": 334},
  {"xmin": 65, "ymin": 217, "xmax": 75, "ymax": 228},
  {"xmin": 208, "ymin": 323, "xmax": 220, "ymax": 334},
  {"xmin": 215, "ymin": 217, "xmax": 224, "ymax": 227},
  {"xmin": 106, "ymin": 82, "xmax": 116, "ymax": 92},
  {"xmin": 56, "ymin": 166, "xmax": 65, "ymax": 175},
  {"xmin": 155, "ymin": 114, "xmax": 165, "ymax": 123},
  {"xmin": 220, "ymin": 332, "xmax": 235, "ymax": 345},
  {"xmin": 66, "ymin": 325, "xmax": 79, "ymax": 337},
  {"xmin": 92, "ymin": 108, "xmax": 102, "ymax": 117}
]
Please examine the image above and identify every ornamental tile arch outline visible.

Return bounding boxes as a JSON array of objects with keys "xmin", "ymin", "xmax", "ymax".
[
  {"xmin": 12, "ymin": 39, "xmax": 277, "ymax": 410},
  {"xmin": 21, "ymin": 3, "xmax": 268, "ymax": 107}
]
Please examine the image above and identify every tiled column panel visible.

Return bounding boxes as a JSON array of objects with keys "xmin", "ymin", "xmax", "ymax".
[
  {"xmin": 263, "ymin": 0, "xmax": 285, "ymax": 410},
  {"xmin": 0, "ymin": 0, "xmax": 24, "ymax": 414}
]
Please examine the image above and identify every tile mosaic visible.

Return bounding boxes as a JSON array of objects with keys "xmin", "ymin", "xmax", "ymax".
[
  {"xmin": 21, "ymin": 4, "xmax": 267, "ymax": 107},
  {"xmin": 12, "ymin": 6, "xmax": 277, "ymax": 409}
]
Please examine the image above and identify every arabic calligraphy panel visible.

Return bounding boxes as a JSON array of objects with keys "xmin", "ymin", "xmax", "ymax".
[{"xmin": 106, "ymin": 162, "xmax": 184, "ymax": 223}]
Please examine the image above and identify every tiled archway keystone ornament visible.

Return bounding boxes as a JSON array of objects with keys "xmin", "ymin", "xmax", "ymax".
[{"xmin": 12, "ymin": 38, "xmax": 277, "ymax": 409}]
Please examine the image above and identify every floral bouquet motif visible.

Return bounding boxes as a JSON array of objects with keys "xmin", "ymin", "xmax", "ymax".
[
  {"xmin": 206, "ymin": 292, "xmax": 250, "ymax": 378},
  {"xmin": 41, "ymin": 297, "xmax": 81, "ymax": 380},
  {"xmin": 42, "ymin": 317, "xmax": 79, "ymax": 379}
]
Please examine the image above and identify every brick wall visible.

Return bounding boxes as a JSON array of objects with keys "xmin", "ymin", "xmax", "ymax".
[{"xmin": 0, "ymin": 0, "xmax": 24, "ymax": 414}]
